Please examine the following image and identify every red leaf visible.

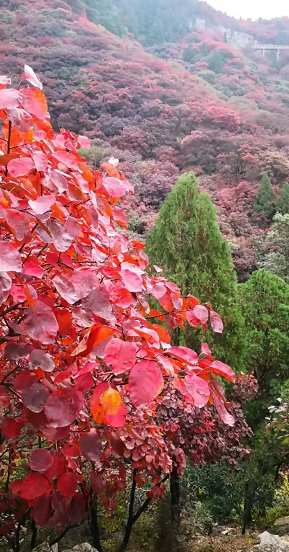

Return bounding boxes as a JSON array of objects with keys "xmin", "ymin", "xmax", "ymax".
[
  {"xmin": 112, "ymin": 205, "xmax": 128, "ymax": 229},
  {"xmin": 7, "ymin": 157, "xmax": 35, "ymax": 177},
  {"xmin": 54, "ymin": 308, "xmax": 72, "ymax": 335},
  {"xmin": 1, "ymin": 417, "xmax": 23, "ymax": 439},
  {"xmin": 14, "ymin": 370, "xmax": 38, "ymax": 392},
  {"xmin": 23, "ymin": 408, "xmax": 46, "ymax": 429},
  {"xmin": 90, "ymin": 471, "xmax": 104, "ymax": 494},
  {"xmin": 210, "ymin": 310, "xmax": 224, "ymax": 333},
  {"xmin": 20, "ymin": 88, "xmax": 48, "ymax": 119},
  {"xmin": 25, "ymin": 300, "xmax": 59, "ymax": 344},
  {"xmin": 0, "ymin": 88, "xmax": 19, "ymax": 109},
  {"xmin": 10, "ymin": 480, "xmax": 22, "ymax": 495},
  {"xmin": 70, "ymin": 270, "xmax": 99, "ymax": 300},
  {"xmin": 111, "ymin": 432, "xmax": 125, "ymax": 457},
  {"xmin": 74, "ymin": 372, "xmax": 94, "ymax": 392},
  {"xmin": 44, "ymin": 387, "xmax": 83, "ymax": 428},
  {"xmin": 31, "ymin": 494, "xmax": 52, "ymax": 526},
  {"xmin": 7, "ymin": 108, "xmax": 33, "ymax": 132},
  {"xmin": 0, "ymin": 76, "xmax": 11, "ymax": 85},
  {"xmin": 70, "ymin": 492, "xmax": 86, "ymax": 524},
  {"xmin": 129, "ymin": 361, "xmax": 164, "ymax": 406},
  {"xmin": 44, "ymin": 455, "xmax": 65, "ymax": 480},
  {"xmin": 47, "ymin": 218, "xmax": 72, "ymax": 252},
  {"xmin": 6, "ymin": 209, "xmax": 30, "ymax": 240},
  {"xmin": 57, "ymin": 472, "xmax": 77, "ymax": 497},
  {"xmin": 102, "ymin": 177, "xmax": 126, "ymax": 198},
  {"xmin": 53, "ymin": 151, "xmax": 79, "ymax": 170},
  {"xmin": 210, "ymin": 386, "xmax": 235, "ymax": 426},
  {"xmin": 0, "ymin": 242, "xmax": 22, "ymax": 272},
  {"xmin": 53, "ymin": 274, "xmax": 78, "ymax": 305},
  {"xmin": 62, "ymin": 444, "xmax": 80, "ymax": 458},
  {"xmin": 22, "ymin": 383, "xmax": 50, "ymax": 413},
  {"xmin": 79, "ymin": 431, "xmax": 102, "ymax": 462},
  {"xmin": 209, "ymin": 360, "xmax": 236, "ymax": 383},
  {"xmin": 184, "ymin": 374, "xmax": 210, "ymax": 408},
  {"xmin": 28, "ymin": 195, "xmax": 55, "ymax": 214},
  {"xmin": 82, "ymin": 286, "xmax": 111, "ymax": 318},
  {"xmin": 20, "ymin": 473, "xmax": 51, "ymax": 500},
  {"xmin": 166, "ymin": 346, "xmax": 198, "ymax": 365},
  {"xmin": 23, "ymin": 256, "xmax": 44, "ymax": 278},
  {"xmin": 104, "ymin": 338, "xmax": 137, "ymax": 374},
  {"xmin": 29, "ymin": 449, "xmax": 54, "ymax": 471},
  {"xmin": 22, "ymin": 65, "xmax": 43, "ymax": 90},
  {"xmin": 42, "ymin": 426, "xmax": 70, "ymax": 441},
  {"xmin": 201, "ymin": 343, "xmax": 213, "ymax": 358},
  {"xmin": 78, "ymin": 135, "xmax": 90, "ymax": 148},
  {"xmin": 30, "ymin": 349, "xmax": 54, "ymax": 372},
  {"xmin": 193, "ymin": 305, "xmax": 208, "ymax": 324},
  {"xmin": 5, "ymin": 342, "xmax": 28, "ymax": 360},
  {"xmin": 120, "ymin": 267, "xmax": 143, "ymax": 293}
]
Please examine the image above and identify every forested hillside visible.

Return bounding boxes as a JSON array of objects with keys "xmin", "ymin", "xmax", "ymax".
[
  {"xmin": 2, "ymin": 2, "xmax": 289, "ymax": 551},
  {"xmin": 1, "ymin": 0, "xmax": 289, "ymax": 280}
]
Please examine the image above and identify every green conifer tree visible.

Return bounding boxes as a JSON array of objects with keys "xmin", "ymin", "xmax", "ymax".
[
  {"xmin": 146, "ymin": 172, "xmax": 244, "ymax": 370},
  {"xmin": 276, "ymin": 182, "xmax": 289, "ymax": 215},
  {"xmin": 183, "ymin": 44, "xmax": 196, "ymax": 62},
  {"xmin": 240, "ymin": 269, "xmax": 289, "ymax": 426},
  {"xmin": 253, "ymin": 173, "xmax": 275, "ymax": 219},
  {"xmin": 208, "ymin": 50, "xmax": 224, "ymax": 73}
]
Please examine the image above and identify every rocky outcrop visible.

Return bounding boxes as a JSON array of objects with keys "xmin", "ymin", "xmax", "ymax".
[
  {"xmin": 272, "ymin": 517, "xmax": 289, "ymax": 537},
  {"xmin": 246, "ymin": 531, "xmax": 289, "ymax": 551},
  {"xmin": 33, "ymin": 543, "xmax": 99, "ymax": 552}
]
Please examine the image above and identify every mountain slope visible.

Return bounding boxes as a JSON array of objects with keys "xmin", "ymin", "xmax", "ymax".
[{"xmin": 1, "ymin": 0, "xmax": 289, "ymax": 280}]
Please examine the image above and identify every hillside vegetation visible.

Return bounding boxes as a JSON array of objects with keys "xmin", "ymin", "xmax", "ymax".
[{"xmin": 2, "ymin": 0, "xmax": 289, "ymax": 280}]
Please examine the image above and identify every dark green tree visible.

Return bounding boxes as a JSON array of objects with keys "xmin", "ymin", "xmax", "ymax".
[
  {"xmin": 253, "ymin": 173, "xmax": 275, "ymax": 219},
  {"xmin": 276, "ymin": 182, "xmax": 289, "ymax": 215},
  {"xmin": 240, "ymin": 269, "xmax": 289, "ymax": 426},
  {"xmin": 208, "ymin": 50, "xmax": 224, "ymax": 73},
  {"xmin": 146, "ymin": 172, "xmax": 244, "ymax": 371},
  {"xmin": 200, "ymin": 42, "xmax": 209, "ymax": 56},
  {"xmin": 183, "ymin": 44, "xmax": 197, "ymax": 62}
]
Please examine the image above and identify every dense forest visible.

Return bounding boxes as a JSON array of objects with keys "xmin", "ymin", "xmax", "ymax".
[{"xmin": 1, "ymin": 1, "xmax": 289, "ymax": 552}]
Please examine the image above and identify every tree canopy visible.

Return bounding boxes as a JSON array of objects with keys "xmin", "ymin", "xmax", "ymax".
[{"xmin": 146, "ymin": 172, "xmax": 244, "ymax": 370}]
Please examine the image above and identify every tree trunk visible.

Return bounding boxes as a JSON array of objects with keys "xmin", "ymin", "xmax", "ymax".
[
  {"xmin": 242, "ymin": 481, "xmax": 254, "ymax": 535},
  {"xmin": 170, "ymin": 466, "xmax": 181, "ymax": 524},
  {"xmin": 90, "ymin": 499, "xmax": 102, "ymax": 552}
]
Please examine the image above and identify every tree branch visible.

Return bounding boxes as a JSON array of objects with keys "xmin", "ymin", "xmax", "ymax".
[
  {"xmin": 119, "ymin": 469, "xmax": 137, "ymax": 551},
  {"xmin": 132, "ymin": 474, "xmax": 169, "ymax": 525}
]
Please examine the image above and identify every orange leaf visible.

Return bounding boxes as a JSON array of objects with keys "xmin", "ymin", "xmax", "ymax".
[{"xmin": 100, "ymin": 388, "xmax": 123, "ymax": 416}]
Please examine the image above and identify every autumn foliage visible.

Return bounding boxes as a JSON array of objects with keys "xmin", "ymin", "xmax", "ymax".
[{"xmin": 0, "ymin": 67, "xmax": 236, "ymax": 546}]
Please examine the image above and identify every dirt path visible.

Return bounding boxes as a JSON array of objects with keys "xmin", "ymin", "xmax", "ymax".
[{"xmin": 190, "ymin": 529, "xmax": 260, "ymax": 552}]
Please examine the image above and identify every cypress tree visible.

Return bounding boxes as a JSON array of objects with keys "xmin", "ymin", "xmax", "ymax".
[
  {"xmin": 276, "ymin": 182, "xmax": 289, "ymax": 215},
  {"xmin": 253, "ymin": 173, "xmax": 275, "ymax": 219},
  {"xmin": 146, "ymin": 172, "xmax": 244, "ymax": 371}
]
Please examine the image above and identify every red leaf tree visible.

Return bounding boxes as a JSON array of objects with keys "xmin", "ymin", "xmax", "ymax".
[{"xmin": 0, "ymin": 66, "xmax": 236, "ymax": 551}]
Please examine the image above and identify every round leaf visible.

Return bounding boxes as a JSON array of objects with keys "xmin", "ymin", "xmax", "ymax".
[
  {"xmin": 20, "ymin": 473, "xmax": 51, "ymax": 501},
  {"xmin": 79, "ymin": 432, "xmax": 102, "ymax": 462},
  {"xmin": 129, "ymin": 361, "xmax": 164, "ymax": 406},
  {"xmin": 44, "ymin": 387, "xmax": 83, "ymax": 428},
  {"xmin": 29, "ymin": 449, "xmax": 54, "ymax": 472}
]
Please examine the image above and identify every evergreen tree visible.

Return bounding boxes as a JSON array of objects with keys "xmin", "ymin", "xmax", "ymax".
[
  {"xmin": 146, "ymin": 172, "xmax": 244, "ymax": 370},
  {"xmin": 261, "ymin": 213, "xmax": 289, "ymax": 282},
  {"xmin": 183, "ymin": 44, "xmax": 196, "ymax": 62},
  {"xmin": 208, "ymin": 50, "xmax": 224, "ymax": 73},
  {"xmin": 240, "ymin": 269, "xmax": 289, "ymax": 427},
  {"xmin": 200, "ymin": 42, "xmax": 209, "ymax": 56},
  {"xmin": 276, "ymin": 182, "xmax": 289, "ymax": 215},
  {"xmin": 253, "ymin": 173, "xmax": 275, "ymax": 219}
]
